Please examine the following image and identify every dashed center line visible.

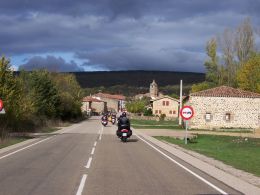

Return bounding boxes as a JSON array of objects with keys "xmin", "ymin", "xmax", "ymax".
[
  {"xmin": 94, "ymin": 141, "xmax": 97, "ymax": 147},
  {"xmin": 99, "ymin": 126, "xmax": 104, "ymax": 140},
  {"xmin": 76, "ymin": 174, "xmax": 88, "ymax": 195},
  {"xmin": 91, "ymin": 147, "xmax": 95, "ymax": 155},
  {"xmin": 85, "ymin": 157, "xmax": 93, "ymax": 169}
]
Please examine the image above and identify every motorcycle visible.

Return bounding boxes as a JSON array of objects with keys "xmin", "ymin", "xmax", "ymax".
[
  {"xmin": 101, "ymin": 119, "xmax": 108, "ymax": 126},
  {"xmin": 111, "ymin": 117, "xmax": 116, "ymax": 125},
  {"xmin": 119, "ymin": 129, "xmax": 132, "ymax": 142}
]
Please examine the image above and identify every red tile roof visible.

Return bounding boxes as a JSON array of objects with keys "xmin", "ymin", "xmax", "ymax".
[
  {"xmin": 191, "ymin": 86, "xmax": 260, "ymax": 98},
  {"xmin": 82, "ymin": 96, "xmax": 104, "ymax": 102},
  {"xmin": 94, "ymin": 93, "xmax": 126, "ymax": 100}
]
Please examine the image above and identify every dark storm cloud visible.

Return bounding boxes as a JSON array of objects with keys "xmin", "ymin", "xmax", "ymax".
[
  {"xmin": 0, "ymin": 0, "xmax": 259, "ymax": 72},
  {"xmin": 77, "ymin": 48, "xmax": 206, "ymax": 72},
  {"xmin": 19, "ymin": 56, "xmax": 84, "ymax": 72}
]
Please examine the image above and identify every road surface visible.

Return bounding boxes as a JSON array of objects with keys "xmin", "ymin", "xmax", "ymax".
[{"xmin": 0, "ymin": 117, "xmax": 241, "ymax": 195}]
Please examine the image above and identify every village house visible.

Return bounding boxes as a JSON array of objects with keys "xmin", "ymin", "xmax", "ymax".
[
  {"xmin": 92, "ymin": 92, "xmax": 126, "ymax": 112},
  {"xmin": 81, "ymin": 96, "xmax": 107, "ymax": 115},
  {"xmin": 187, "ymin": 86, "xmax": 260, "ymax": 129},
  {"xmin": 152, "ymin": 96, "xmax": 179, "ymax": 118}
]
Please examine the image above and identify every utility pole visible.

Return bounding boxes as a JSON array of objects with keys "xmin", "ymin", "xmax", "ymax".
[{"xmin": 179, "ymin": 80, "xmax": 183, "ymax": 126}]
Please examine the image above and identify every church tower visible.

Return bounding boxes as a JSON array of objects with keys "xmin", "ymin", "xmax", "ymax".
[{"xmin": 150, "ymin": 80, "xmax": 158, "ymax": 99}]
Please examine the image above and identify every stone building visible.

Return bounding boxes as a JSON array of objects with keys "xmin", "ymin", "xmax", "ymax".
[
  {"xmin": 93, "ymin": 92, "xmax": 126, "ymax": 112},
  {"xmin": 82, "ymin": 96, "xmax": 107, "ymax": 115},
  {"xmin": 135, "ymin": 80, "xmax": 163, "ymax": 100},
  {"xmin": 150, "ymin": 80, "xmax": 159, "ymax": 99},
  {"xmin": 187, "ymin": 86, "xmax": 260, "ymax": 129},
  {"xmin": 152, "ymin": 96, "xmax": 179, "ymax": 118}
]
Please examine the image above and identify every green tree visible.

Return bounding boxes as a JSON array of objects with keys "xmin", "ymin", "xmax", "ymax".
[
  {"xmin": 126, "ymin": 99, "xmax": 147, "ymax": 113},
  {"xmin": 204, "ymin": 38, "xmax": 219, "ymax": 85},
  {"xmin": 52, "ymin": 73, "xmax": 83, "ymax": 120},
  {"xmin": 29, "ymin": 70, "xmax": 60, "ymax": 118},
  {"xmin": 191, "ymin": 82, "xmax": 214, "ymax": 93},
  {"xmin": 0, "ymin": 57, "xmax": 27, "ymax": 137},
  {"xmin": 237, "ymin": 54, "xmax": 260, "ymax": 93}
]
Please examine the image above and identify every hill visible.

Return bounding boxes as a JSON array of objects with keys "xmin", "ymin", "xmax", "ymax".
[{"xmin": 72, "ymin": 71, "xmax": 205, "ymax": 88}]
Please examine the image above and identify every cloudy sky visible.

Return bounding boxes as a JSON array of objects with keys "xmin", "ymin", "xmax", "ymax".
[{"xmin": 0, "ymin": 0, "xmax": 259, "ymax": 72}]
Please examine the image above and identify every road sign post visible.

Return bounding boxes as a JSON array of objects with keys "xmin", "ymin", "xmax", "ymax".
[{"xmin": 180, "ymin": 106, "xmax": 194, "ymax": 144}]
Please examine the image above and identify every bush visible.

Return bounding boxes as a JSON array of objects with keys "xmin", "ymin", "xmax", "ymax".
[
  {"xmin": 159, "ymin": 114, "xmax": 166, "ymax": 121},
  {"xmin": 143, "ymin": 108, "xmax": 153, "ymax": 116}
]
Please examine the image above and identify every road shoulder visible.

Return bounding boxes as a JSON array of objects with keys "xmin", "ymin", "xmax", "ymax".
[{"xmin": 135, "ymin": 129, "xmax": 260, "ymax": 195}]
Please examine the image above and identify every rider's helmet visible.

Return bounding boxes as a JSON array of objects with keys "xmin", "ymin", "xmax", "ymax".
[{"xmin": 121, "ymin": 112, "xmax": 127, "ymax": 117}]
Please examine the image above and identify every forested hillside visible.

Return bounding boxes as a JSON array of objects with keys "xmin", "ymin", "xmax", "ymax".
[{"xmin": 72, "ymin": 71, "xmax": 205, "ymax": 88}]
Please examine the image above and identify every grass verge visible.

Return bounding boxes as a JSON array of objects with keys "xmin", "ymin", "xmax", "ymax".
[
  {"xmin": 155, "ymin": 135, "xmax": 260, "ymax": 177},
  {"xmin": 131, "ymin": 119, "xmax": 182, "ymax": 129},
  {"xmin": 0, "ymin": 137, "xmax": 31, "ymax": 149}
]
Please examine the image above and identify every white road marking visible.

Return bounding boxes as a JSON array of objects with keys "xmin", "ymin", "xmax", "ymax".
[
  {"xmin": 99, "ymin": 126, "xmax": 104, "ymax": 140},
  {"xmin": 76, "ymin": 174, "xmax": 88, "ymax": 195},
  {"xmin": 135, "ymin": 134, "xmax": 228, "ymax": 195},
  {"xmin": 0, "ymin": 137, "xmax": 52, "ymax": 160},
  {"xmin": 85, "ymin": 157, "xmax": 93, "ymax": 169},
  {"xmin": 91, "ymin": 147, "xmax": 95, "ymax": 155},
  {"xmin": 94, "ymin": 141, "xmax": 97, "ymax": 147}
]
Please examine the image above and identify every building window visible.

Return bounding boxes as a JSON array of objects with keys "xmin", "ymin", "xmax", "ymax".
[
  {"xmin": 155, "ymin": 110, "xmax": 158, "ymax": 114},
  {"xmin": 205, "ymin": 113, "xmax": 212, "ymax": 122},
  {"xmin": 169, "ymin": 110, "xmax": 172, "ymax": 114},
  {"xmin": 173, "ymin": 110, "xmax": 176, "ymax": 114},
  {"xmin": 166, "ymin": 101, "xmax": 169, "ymax": 106},
  {"xmin": 225, "ymin": 113, "xmax": 231, "ymax": 121},
  {"xmin": 162, "ymin": 101, "xmax": 165, "ymax": 106},
  {"xmin": 159, "ymin": 110, "xmax": 162, "ymax": 114}
]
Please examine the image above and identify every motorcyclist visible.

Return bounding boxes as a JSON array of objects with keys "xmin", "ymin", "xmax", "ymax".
[
  {"xmin": 117, "ymin": 112, "xmax": 132, "ymax": 137},
  {"xmin": 101, "ymin": 113, "xmax": 108, "ymax": 121}
]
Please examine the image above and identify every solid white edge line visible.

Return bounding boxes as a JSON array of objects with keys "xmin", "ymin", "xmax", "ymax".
[
  {"xmin": 85, "ymin": 157, "xmax": 93, "ymax": 169},
  {"xmin": 76, "ymin": 174, "xmax": 88, "ymax": 195},
  {"xmin": 91, "ymin": 147, "xmax": 95, "ymax": 155},
  {"xmin": 94, "ymin": 141, "xmax": 97, "ymax": 147},
  {"xmin": 0, "ymin": 137, "xmax": 52, "ymax": 160},
  {"xmin": 135, "ymin": 134, "xmax": 228, "ymax": 195}
]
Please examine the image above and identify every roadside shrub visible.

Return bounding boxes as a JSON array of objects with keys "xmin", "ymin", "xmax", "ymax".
[{"xmin": 159, "ymin": 114, "xmax": 166, "ymax": 121}]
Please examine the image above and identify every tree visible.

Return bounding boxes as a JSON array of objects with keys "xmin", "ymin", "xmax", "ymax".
[
  {"xmin": 204, "ymin": 38, "xmax": 219, "ymax": 85},
  {"xmin": 220, "ymin": 28, "xmax": 236, "ymax": 86},
  {"xmin": 126, "ymin": 99, "xmax": 147, "ymax": 113},
  {"xmin": 29, "ymin": 70, "xmax": 60, "ymax": 118},
  {"xmin": 0, "ymin": 57, "xmax": 26, "ymax": 137},
  {"xmin": 237, "ymin": 54, "xmax": 260, "ymax": 93},
  {"xmin": 191, "ymin": 82, "xmax": 214, "ymax": 93},
  {"xmin": 235, "ymin": 18, "xmax": 255, "ymax": 65},
  {"xmin": 52, "ymin": 73, "xmax": 83, "ymax": 120}
]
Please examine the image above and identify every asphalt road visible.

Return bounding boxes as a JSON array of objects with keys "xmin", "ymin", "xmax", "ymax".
[{"xmin": 0, "ymin": 117, "xmax": 241, "ymax": 195}]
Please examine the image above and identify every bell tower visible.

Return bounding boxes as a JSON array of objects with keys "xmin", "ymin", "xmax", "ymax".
[{"xmin": 150, "ymin": 80, "xmax": 158, "ymax": 98}]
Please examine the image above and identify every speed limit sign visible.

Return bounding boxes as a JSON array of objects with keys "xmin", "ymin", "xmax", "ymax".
[{"xmin": 180, "ymin": 106, "xmax": 194, "ymax": 120}]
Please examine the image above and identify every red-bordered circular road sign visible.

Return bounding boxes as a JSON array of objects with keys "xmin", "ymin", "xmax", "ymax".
[
  {"xmin": 180, "ymin": 106, "xmax": 194, "ymax": 120},
  {"xmin": 0, "ymin": 99, "xmax": 3, "ymax": 111}
]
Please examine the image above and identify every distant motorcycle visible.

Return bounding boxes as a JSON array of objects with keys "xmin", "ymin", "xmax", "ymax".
[
  {"xmin": 111, "ymin": 117, "xmax": 116, "ymax": 125},
  {"xmin": 101, "ymin": 119, "xmax": 108, "ymax": 126}
]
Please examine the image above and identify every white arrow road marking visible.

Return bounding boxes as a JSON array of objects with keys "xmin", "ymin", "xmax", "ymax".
[
  {"xmin": 76, "ymin": 174, "xmax": 88, "ymax": 195},
  {"xmin": 135, "ymin": 134, "xmax": 228, "ymax": 195}
]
